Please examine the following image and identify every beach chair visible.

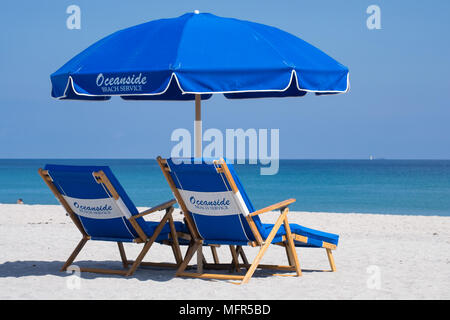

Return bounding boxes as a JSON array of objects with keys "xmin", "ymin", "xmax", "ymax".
[
  {"xmin": 38, "ymin": 164, "xmax": 186, "ymax": 276},
  {"xmin": 157, "ymin": 157, "xmax": 339, "ymax": 284}
]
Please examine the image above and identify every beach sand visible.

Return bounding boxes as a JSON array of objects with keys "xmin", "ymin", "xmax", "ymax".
[{"xmin": 0, "ymin": 203, "xmax": 449, "ymax": 300}]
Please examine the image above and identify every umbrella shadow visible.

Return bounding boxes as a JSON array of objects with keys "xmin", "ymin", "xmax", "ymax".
[{"xmin": 0, "ymin": 260, "xmax": 177, "ymax": 282}]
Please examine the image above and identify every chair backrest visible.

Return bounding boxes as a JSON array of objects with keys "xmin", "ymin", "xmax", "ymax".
[
  {"xmin": 43, "ymin": 164, "xmax": 145, "ymax": 242},
  {"xmin": 162, "ymin": 158, "xmax": 264, "ymax": 244}
]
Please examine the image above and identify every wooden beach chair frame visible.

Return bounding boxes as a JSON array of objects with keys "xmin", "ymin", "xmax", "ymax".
[
  {"xmin": 38, "ymin": 168, "xmax": 184, "ymax": 277},
  {"xmin": 157, "ymin": 156, "xmax": 337, "ymax": 284}
]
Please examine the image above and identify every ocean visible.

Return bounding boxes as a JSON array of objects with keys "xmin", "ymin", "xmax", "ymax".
[{"xmin": 0, "ymin": 159, "xmax": 449, "ymax": 216}]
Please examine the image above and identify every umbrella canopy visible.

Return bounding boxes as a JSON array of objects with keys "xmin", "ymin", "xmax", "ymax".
[
  {"xmin": 50, "ymin": 12, "xmax": 349, "ymax": 156},
  {"xmin": 51, "ymin": 12, "xmax": 349, "ymax": 100}
]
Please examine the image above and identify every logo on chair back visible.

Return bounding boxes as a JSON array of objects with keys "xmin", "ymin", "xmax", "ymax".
[
  {"xmin": 179, "ymin": 190, "xmax": 241, "ymax": 216},
  {"xmin": 189, "ymin": 196, "xmax": 231, "ymax": 210},
  {"xmin": 73, "ymin": 201, "xmax": 113, "ymax": 215},
  {"xmin": 62, "ymin": 196, "xmax": 125, "ymax": 219}
]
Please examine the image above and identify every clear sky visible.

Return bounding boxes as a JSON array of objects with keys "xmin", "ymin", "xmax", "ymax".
[{"xmin": 1, "ymin": 0, "xmax": 449, "ymax": 159}]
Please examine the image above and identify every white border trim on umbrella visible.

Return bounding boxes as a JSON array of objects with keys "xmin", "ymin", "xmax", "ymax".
[{"xmin": 53, "ymin": 69, "xmax": 350, "ymax": 100}]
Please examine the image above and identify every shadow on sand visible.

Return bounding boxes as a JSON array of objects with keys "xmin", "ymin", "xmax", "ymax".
[
  {"xmin": 0, "ymin": 260, "xmax": 177, "ymax": 282},
  {"xmin": 0, "ymin": 259, "xmax": 327, "ymax": 284}
]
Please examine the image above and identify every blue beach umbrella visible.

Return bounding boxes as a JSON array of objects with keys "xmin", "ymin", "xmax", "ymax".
[{"xmin": 51, "ymin": 12, "xmax": 349, "ymax": 157}]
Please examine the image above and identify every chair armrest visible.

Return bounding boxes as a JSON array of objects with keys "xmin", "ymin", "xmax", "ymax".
[
  {"xmin": 249, "ymin": 198, "xmax": 296, "ymax": 217},
  {"xmin": 130, "ymin": 199, "xmax": 177, "ymax": 220}
]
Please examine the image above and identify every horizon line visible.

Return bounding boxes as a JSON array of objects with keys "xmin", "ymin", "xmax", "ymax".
[{"xmin": 1, "ymin": 158, "xmax": 449, "ymax": 161}]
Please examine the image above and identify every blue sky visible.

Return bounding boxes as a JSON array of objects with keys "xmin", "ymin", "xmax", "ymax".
[{"xmin": 0, "ymin": 0, "xmax": 449, "ymax": 159}]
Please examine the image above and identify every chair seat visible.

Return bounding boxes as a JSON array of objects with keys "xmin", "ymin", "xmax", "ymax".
[
  {"xmin": 142, "ymin": 221, "xmax": 215, "ymax": 246},
  {"xmin": 262, "ymin": 223, "xmax": 339, "ymax": 248},
  {"xmin": 141, "ymin": 220, "xmax": 187, "ymax": 242}
]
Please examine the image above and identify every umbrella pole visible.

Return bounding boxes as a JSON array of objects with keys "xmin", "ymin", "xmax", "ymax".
[
  {"xmin": 194, "ymin": 94, "xmax": 203, "ymax": 270},
  {"xmin": 194, "ymin": 94, "xmax": 202, "ymax": 158}
]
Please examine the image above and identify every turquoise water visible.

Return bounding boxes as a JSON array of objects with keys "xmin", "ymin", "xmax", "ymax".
[{"xmin": 0, "ymin": 159, "xmax": 449, "ymax": 216}]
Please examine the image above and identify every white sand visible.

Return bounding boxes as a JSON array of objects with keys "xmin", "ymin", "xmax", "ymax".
[{"xmin": 0, "ymin": 203, "xmax": 449, "ymax": 300}]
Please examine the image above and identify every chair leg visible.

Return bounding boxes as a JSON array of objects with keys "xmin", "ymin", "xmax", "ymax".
[
  {"xmin": 176, "ymin": 209, "xmax": 294, "ymax": 284},
  {"xmin": 241, "ymin": 240, "xmax": 273, "ymax": 284},
  {"xmin": 169, "ymin": 243, "xmax": 181, "ymax": 265},
  {"xmin": 125, "ymin": 240, "xmax": 155, "ymax": 276},
  {"xmin": 283, "ymin": 217, "xmax": 302, "ymax": 276},
  {"xmin": 284, "ymin": 243, "xmax": 294, "ymax": 266},
  {"xmin": 168, "ymin": 216, "xmax": 183, "ymax": 264},
  {"xmin": 61, "ymin": 237, "xmax": 88, "ymax": 272},
  {"xmin": 126, "ymin": 209, "xmax": 174, "ymax": 276},
  {"xmin": 184, "ymin": 242, "xmax": 193, "ymax": 260},
  {"xmin": 210, "ymin": 246, "xmax": 220, "ymax": 264},
  {"xmin": 229, "ymin": 245, "xmax": 240, "ymax": 272},
  {"xmin": 176, "ymin": 241, "xmax": 202, "ymax": 275},
  {"xmin": 241, "ymin": 207, "xmax": 290, "ymax": 284},
  {"xmin": 196, "ymin": 245, "xmax": 204, "ymax": 273},
  {"xmin": 117, "ymin": 242, "xmax": 128, "ymax": 269},
  {"xmin": 62, "ymin": 238, "xmax": 128, "ymax": 276},
  {"xmin": 237, "ymin": 246, "xmax": 249, "ymax": 265},
  {"xmin": 326, "ymin": 248, "xmax": 337, "ymax": 272}
]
